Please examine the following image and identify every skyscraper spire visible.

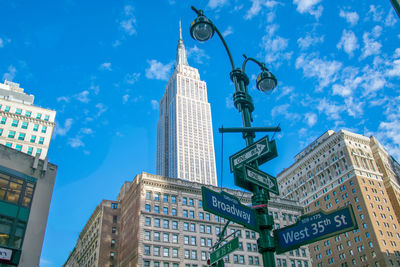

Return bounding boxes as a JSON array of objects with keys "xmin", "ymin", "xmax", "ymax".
[{"xmin": 176, "ymin": 20, "xmax": 188, "ymax": 66}]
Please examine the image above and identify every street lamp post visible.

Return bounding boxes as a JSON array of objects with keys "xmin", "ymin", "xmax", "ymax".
[{"xmin": 190, "ymin": 6, "xmax": 278, "ymax": 267}]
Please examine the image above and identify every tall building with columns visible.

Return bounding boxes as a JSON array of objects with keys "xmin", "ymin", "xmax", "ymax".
[{"xmin": 156, "ymin": 23, "xmax": 217, "ymax": 186}]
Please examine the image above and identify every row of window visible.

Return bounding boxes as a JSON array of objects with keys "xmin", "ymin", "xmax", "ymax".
[
  {"xmin": 145, "ymin": 192, "xmax": 201, "ymax": 207},
  {"xmin": 0, "ymin": 105, "xmax": 50, "ymax": 121},
  {"xmin": 0, "ymin": 118, "xmax": 48, "ymax": 133},
  {"xmin": 3, "ymin": 143, "xmax": 42, "ymax": 156},
  {"xmin": 1, "ymin": 129, "xmax": 45, "ymax": 144}
]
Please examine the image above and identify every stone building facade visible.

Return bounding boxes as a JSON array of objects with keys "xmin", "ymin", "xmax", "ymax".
[{"xmin": 278, "ymin": 130, "xmax": 400, "ymax": 266}]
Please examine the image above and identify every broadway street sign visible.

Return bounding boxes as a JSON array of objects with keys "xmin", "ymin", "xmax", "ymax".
[
  {"xmin": 274, "ymin": 205, "xmax": 358, "ymax": 254},
  {"xmin": 201, "ymin": 186, "xmax": 257, "ymax": 231},
  {"xmin": 243, "ymin": 165, "xmax": 279, "ymax": 195},
  {"xmin": 229, "ymin": 135, "xmax": 277, "ymax": 172},
  {"xmin": 210, "ymin": 236, "xmax": 239, "ymax": 264}
]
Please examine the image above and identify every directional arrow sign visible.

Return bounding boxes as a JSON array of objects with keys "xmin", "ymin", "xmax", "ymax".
[
  {"xmin": 243, "ymin": 165, "xmax": 279, "ymax": 195},
  {"xmin": 201, "ymin": 186, "xmax": 257, "ymax": 231},
  {"xmin": 229, "ymin": 135, "xmax": 278, "ymax": 173},
  {"xmin": 210, "ymin": 236, "xmax": 239, "ymax": 264},
  {"xmin": 274, "ymin": 205, "xmax": 358, "ymax": 254}
]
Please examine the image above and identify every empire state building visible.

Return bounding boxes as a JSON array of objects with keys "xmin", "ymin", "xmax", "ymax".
[{"xmin": 156, "ymin": 23, "xmax": 217, "ymax": 186}]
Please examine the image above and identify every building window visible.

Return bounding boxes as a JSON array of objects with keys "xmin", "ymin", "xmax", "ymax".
[
  {"xmin": 163, "ymin": 233, "xmax": 169, "ymax": 242},
  {"xmin": 25, "ymin": 111, "xmax": 31, "ymax": 117},
  {"xmin": 39, "ymin": 137, "xmax": 44, "ymax": 144},
  {"xmin": 15, "ymin": 109, "xmax": 22, "ymax": 115},
  {"xmin": 163, "ymin": 247, "xmax": 169, "ymax": 257},
  {"xmin": 154, "ymin": 232, "xmax": 160, "ymax": 241},
  {"xmin": 0, "ymin": 117, "xmax": 6, "ymax": 124},
  {"xmin": 172, "ymin": 221, "xmax": 178, "ymax": 229},
  {"xmin": 21, "ymin": 122, "xmax": 28, "ymax": 129},
  {"xmin": 11, "ymin": 118, "xmax": 19, "ymax": 127},
  {"xmin": 154, "ymin": 192, "xmax": 160, "ymax": 201},
  {"xmin": 33, "ymin": 124, "xmax": 39, "ymax": 131},
  {"xmin": 4, "ymin": 106, "xmax": 10, "ymax": 112},
  {"xmin": 163, "ymin": 219, "xmax": 169, "ymax": 229},
  {"xmin": 163, "ymin": 194, "xmax": 169, "ymax": 202},
  {"xmin": 198, "ymin": 200, "xmax": 202, "ymax": 207},
  {"xmin": 189, "ymin": 198, "xmax": 194, "ymax": 206},
  {"xmin": 172, "ymin": 234, "xmax": 178, "ymax": 243},
  {"xmin": 18, "ymin": 133, "xmax": 25, "ymax": 141},
  {"xmin": 171, "ymin": 195, "xmax": 177, "ymax": 204},
  {"xmin": 112, "ymin": 227, "xmax": 116, "ymax": 234},
  {"xmin": 41, "ymin": 126, "xmax": 47, "ymax": 133},
  {"xmin": 183, "ymin": 197, "xmax": 187, "ymax": 205},
  {"xmin": 35, "ymin": 148, "xmax": 42, "ymax": 156},
  {"xmin": 5, "ymin": 142, "xmax": 11, "ymax": 148},
  {"xmin": 146, "ymin": 191, "xmax": 151, "ymax": 199},
  {"xmin": 8, "ymin": 131, "xmax": 15, "ymax": 138},
  {"xmin": 30, "ymin": 135, "xmax": 36, "ymax": 143},
  {"xmin": 111, "ymin": 203, "xmax": 118, "ymax": 209},
  {"xmin": 15, "ymin": 145, "xmax": 22, "ymax": 151},
  {"xmin": 172, "ymin": 208, "xmax": 177, "ymax": 216},
  {"xmin": 154, "ymin": 218, "xmax": 160, "ymax": 227},
  {"xmin": 113, "ymin": 215, "xmax": 117, "ymax": 223},
  {"xmin": 36, "ymin": 113, "xmax": 42, "ymax": 119},
  {"xmin": 163, "ymin": 207, "xmax": 168, "ymax": 215},
  {"xmin": 111, "ymin": 239, "xmax": 116, "ymax": 247},
  {"xmin": 145, "ymin": 217, "xmax": 151, "ymax": 226},
  {"xmin": 144, "ymin": 245, "xmax": 150, "ymax": 255},
  {"xmin": 154, "ymin": 205, "xmax": 160, "ymax": 213},
  {"xmin": 154, "ymin": 246, "xmax": 160, "ymax": 256},
  {"xmin": 44, "ymin": 115, "xmax": 49, "ymax": 121},
  {"xmin": 0, "ymin": 129, "xmax": 2, "ymax": 136},
  {"xmin": 27, "ymin": 147, "xmax": 33, "ymax": 155}
]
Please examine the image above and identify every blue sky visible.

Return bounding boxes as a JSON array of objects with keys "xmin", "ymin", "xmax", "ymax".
[{"xmin": 0, "ymin": 0, "xmax": 399, "ymax": 265}]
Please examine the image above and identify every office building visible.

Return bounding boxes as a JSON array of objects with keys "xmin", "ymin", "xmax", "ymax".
[
  {"xmin": 156, "ymin": 24, "xmax": 217, "ymax": 186},
  {"xmin": 0, "ymin": 144, "xmax": 57, "ymax": 266},
  {"xmin": 278, "ymin": 129, "xmax": 400, "ymax": 266},
  {"xmin": 0, "ymin": 80, "xmax": 56, "ymax": 159},
  {"xmin": 64, "ymin": 172, "xmax": 311, "ymax": 267},
  {"xmin": 63, "ymin": 200, "xmax": 120, "ymax": 267}
]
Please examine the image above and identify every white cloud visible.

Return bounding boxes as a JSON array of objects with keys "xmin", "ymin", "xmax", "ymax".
[
  {"xmin": 95, "ymin": 103, "xmax": 107, "ymax": 117},
  {"xmin": 337, "ymin": 30, "xmax": 359, "ymax": 57},
  {"xmin": 120, "ymin": 5, "xmax": 137, "ymax": 36},
  {"xmin": 151, "ymin": 100, "xmax": 159, "ymax": 110},
  {"xmin": 68, "ymin": 136, "xmax": 84, "ymax": 148},
  {"xmin": 122, "ymin": 94, "xmax": 130, "ymax": 104},
  {"xmin": 271, "ymin": 104, "xmax": 300, "ymax": 120},
  {"xmin": 297, "ymin": 34, "xmax": 324, "ymax": 50},
  {"xmin": 54, "ymin": 118, "xmax": 73, "ymax": 137},
  {"xmin": 332, "ymin": 66, "xmax": 362, "ymax": 97},
  {"xmin": 125, "ymin": 72, "xmax": 140, "ymax": 84},
  {"xmin": 377, "ymin": 120, "xmax": 400, "ymax": 160},
  {"xmin": 208, "ymin": 0, "xmax": 228, "ymax": 9},
  {"xmin": 339, "ymin": 10, "xmax": 359, "ymax": 26},
  {"xmin": 0, "ymin": 38, "xmax": 3, "ymax": 48},
  {"xmin": 276, "ymin": 85, "xmax": 294, "ymax": 100},
  {"xmin": 57, "ymin": 96, "xmax": 70, "ymax": 102},
  {"xmin": 0, "ymin": 37, "xmax": 10, "ymax": 48},
  {"xmin": 344, "ymin": 97, "xmax": 364, "ymax": 118},
  {"xmin": 89, "ymin": 83, "xmax": 99, "ymax": 94},
  {"xmin": 75, "ymin": 90, "xmax": 90, "ymax": 103},
  {"xmin": 368, "ymin": 5, "xmax": 384, "ymax": 22},
  {"xmin": 316, "ymin": 98, "xmax": 342, "ymax": 120},
  {"xmin": 387, "ymin": 59, "xmax": 400, "ymax": 77},
  {"xmin": 385, "ymin": 10, "xmax": 397, "ymax": 27},
  {"xmin": 3, "ymin": 65, "xmax": 16, "ymax": 81},
  {"xmin": 360, "ymin": 65, "xmax": 386, "ymax": 97},
  {"xmin": 145, "ymin": 60, "xmax": 173, "ymax": 81},
  {"xmin": 245, "ymin": 0, "xmax": 262, "ymax": 19},
  {"xmin": 80, "ymin": 128, "xmax": 93, "ymax": 134},
  {"xmin": 225, "ymin": 94, "xmax": 234, "ymax": 109},
  {"xmin": 99, "ymin": 62, "xmax": 112, "ymax": 71},
  {"xmin": 222, "ymin": 26, "xmax": 233, "ymax": 37},
  {"xmin": 261, "ymin": 26, "xmax": 292, "ymax": 67},
  {"xmin": 304, "ymin": 112, "xmax": 317, "ymax": 127},
  {"xmin": 295, "ymin": 54, "xmax": 342, "ymax": 91},
  {"xmin": 187, "ymin": 46, "xmax": 210, "ymax": 64},
  {"xmin": 293, "ymin": 0, "xmax": 323, "ymax": 19}
]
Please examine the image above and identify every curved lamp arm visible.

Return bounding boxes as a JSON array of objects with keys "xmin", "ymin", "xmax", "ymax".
[
  {"xmin": 191, "ymin": 6, "xmax": 236, "ymax": 71},
  {"xmin": 241, "ymin": 54, "xmax": 267, "ymax": 73}
]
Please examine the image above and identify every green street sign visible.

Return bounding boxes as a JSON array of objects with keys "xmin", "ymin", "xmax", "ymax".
[
  {"xmin": 274, "ymin": 205, "xmax": 358, "ymax": 254},
  {"xmin": 210, "ymin": 236, "xmax": 239, "ymax": 264},
  {"xmin": 243, "ymin": 164, "xmax": 279, "ymax": 195},
  {"xmin": 229, "ymin": 135, "xmax": 277, "ymax": 173},
  {"xmin": 201, "ymin": 187, "xmax": 258, "ymax": 231}
]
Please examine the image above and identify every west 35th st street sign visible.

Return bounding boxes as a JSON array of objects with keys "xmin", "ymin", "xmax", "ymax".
[{"xmin": 274, "ymin": 205, "xmax": 358, "ymax": 254}]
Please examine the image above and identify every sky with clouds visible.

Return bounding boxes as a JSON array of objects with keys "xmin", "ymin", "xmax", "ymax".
[{"xmin": 0, "ymin": 0, "xmax": 399, "ymax": 265}]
